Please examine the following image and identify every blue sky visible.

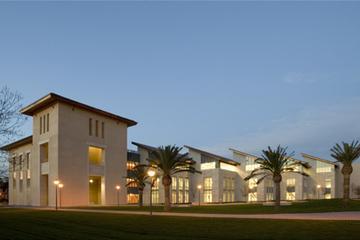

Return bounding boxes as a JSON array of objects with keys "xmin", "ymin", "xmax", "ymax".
[{"xmin": 0, "ymin": 1, "xmax": 359, "ymax": 159}]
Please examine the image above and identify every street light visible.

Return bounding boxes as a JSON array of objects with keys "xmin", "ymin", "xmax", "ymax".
[
  {"xmin": 317, "ymin": 184, "xmax": 321, "ymax": 199},
  {"xmin": 147, "ymin": 169, "xmax": 156, "ymax": 216},
  {"xmin": 116, "ymin": 185, "xmax": 121, "ymax": 207},
  {"xmin": 197, "ymin": 184, "xmax": 202, "ymax": 206},
  {"xmin": 58, "ymin": 183, "xmax": 64, "ymax": 208},
  {"xmin": 53, "ymin": 180, "xmax": 60, "ymax": 211}
]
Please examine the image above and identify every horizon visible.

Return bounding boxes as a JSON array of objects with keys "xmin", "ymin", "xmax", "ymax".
[{"xmin": 1, "ymin": 1, "xmax": 360, "ymax": 160}]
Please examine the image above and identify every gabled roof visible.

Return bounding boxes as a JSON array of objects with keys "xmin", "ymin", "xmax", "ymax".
[
  {"xmin": 0, "ymin": 136, "xmax": 33, "ymax": 151},
  {"xmin": 185, "ymin": 145, "xmax": 240, "ymax": 166},
  {"xmin": 301, "ymin": 153, "xmax": 338, "ymax": 166},
  {"xmin": 21, "ymin": 93, "xmax": 137, "ymax": 127}
]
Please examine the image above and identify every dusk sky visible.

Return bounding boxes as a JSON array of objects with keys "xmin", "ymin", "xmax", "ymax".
[{"xmin": 1, "ymin": 2, "xmax": 359, "ymax": 159}]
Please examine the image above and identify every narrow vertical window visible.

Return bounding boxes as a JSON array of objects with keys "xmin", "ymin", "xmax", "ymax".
[
  {"xmin": 40, "ymin": 116, "xmax": 42, "ymax": 134},
  {"xmin": 95, "ymin": 120, "xmax": 99, "ymax": 137},
  {"xmin": 46, "ymin": 113, "xmax": 49, "ymax": 132},
  {"xmin": 89, "ymin": 118, "xmax": 92, "ymax": 136},
  {"xmin": 43, "ymin": 115, "xmax": 46, "ymax": 133},
  {"xmin": 101, "ymin": 122, "xmax": 105, "ymax": 138}
]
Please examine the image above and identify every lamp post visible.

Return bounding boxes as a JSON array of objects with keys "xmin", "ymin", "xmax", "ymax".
[
  {"xmin": 58, "ymin": 183, "xmax": 64, "ymax": 208},
  {"xmin": 116, "ymin": 185, "xmax": 121, "ymax": 207},
  {"xmin": 53, "ymin": 180, "xmax": 60, "ymax": 211},
  {"xmin": 147, "ymin": 169, "xmax": 156, "ymax": 216},
  {"xmin": 317, "ymin": 184, "xmax": 321, "ymax": 199},
  {"xmin": 197, "ymin": 184, "xmax": 202, "ymax": 206}
]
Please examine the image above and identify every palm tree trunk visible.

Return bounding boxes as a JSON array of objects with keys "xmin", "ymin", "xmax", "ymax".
[
  {"xmin": 274, "ymin": 180, "xmax": 281, "ymax": 208},
  {"xmin": 138, "ymin": 190, "xmax": 143, "ymax": 207},
  {"xmin": 343, "ymin": 173, "xmax": 351, "ymax": 204},
  {"xmin": 164, "ymin": 184, "xmax": 171, "ymax": 211}
]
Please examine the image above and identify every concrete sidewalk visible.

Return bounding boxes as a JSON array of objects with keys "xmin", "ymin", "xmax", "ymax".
[{"xmin": 41, "ymin": 208, "xmax": 360, "ymax": 221}]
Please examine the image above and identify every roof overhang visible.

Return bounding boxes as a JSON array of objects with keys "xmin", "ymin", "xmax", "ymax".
[
  {"xmin": 21, "ymin": 93, "xmax": 137, "ymax": 127},
  {"xmin": 301, "ymin": 153, "xmax": 338, "ymax": 167},
  {"xmin": 0, "ymin": 136, "xmax": 33, "ymax": 151},
  {"xmin": 185, "ymin": 145, "xmax": 240, "ymax": 166}
]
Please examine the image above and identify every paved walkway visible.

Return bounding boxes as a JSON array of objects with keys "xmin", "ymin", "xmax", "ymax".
[{"xmin": 45, "ymin": 208, "xmax": 360, "ymax": 221}]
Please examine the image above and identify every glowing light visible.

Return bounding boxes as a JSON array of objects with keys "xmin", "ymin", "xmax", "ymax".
[
  {"xmin": 116, "ymin": 185, "xmax": 120, "ymax": 190},
  {"xmin": 147, "ymin": 169, "xmax": 156, "ymax": 177},
  {"xmin": 53, "ymin": 180, "xmax": 60, "ymax": 185},
  {"xmin": 89, "ymin": 179, "xmax": 94, "ymax": 183}
]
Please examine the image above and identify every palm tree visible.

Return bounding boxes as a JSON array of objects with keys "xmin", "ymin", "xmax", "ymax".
[
  {"xmin": 244, "ymin": 145, "xmax": 309, "ymax": 208},
  {"xmin": 148, "ymin": 145, "xmax": 199, "ymax": 211},
  {"xmin": 126, "ymin": 164, "xmax": 150, "ymax": 207},
  {"xmin": 330, "ymin": 140, "xmax": 360, "ymax": 204}
]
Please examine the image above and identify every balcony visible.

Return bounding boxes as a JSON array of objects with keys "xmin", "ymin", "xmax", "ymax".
[
  {"xmin": 89, "ymin": 164, "xmax": 104, "ymax": 176},
  {"xmin": 41, "ymin": 162, "xmax": 49, "ymax": 175}
]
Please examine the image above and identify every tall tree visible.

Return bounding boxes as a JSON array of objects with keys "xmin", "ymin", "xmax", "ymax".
[
  {"xmin": 244, "ymin": 145, "xmax": 309, "ymax": 208},
  {"xmin": 148, "ymin": 145, "xmax": 199, "ymax": 211},
  {"xmin": 125, "ymin": 164, "xmax": 150, "ymax": 207},
  {"xmin": 330, "ymin": 140, "xmax": 360, "ymax": 204},
  {"xmin": 0, "ymin": 86, "xmax": 26, "ymax": 179}
]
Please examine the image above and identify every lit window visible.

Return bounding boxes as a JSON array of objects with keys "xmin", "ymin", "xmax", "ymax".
[
  {"xmin": 151, "ymin": 178, "xmax": 160, "ymax": 204},
  {"xmin": 203, "ymin": 177, "xmax": 213, "ymax": 203},
  {"xmin": 245, "ymin": 156, "xmax": 260, "ymax": 172},
  {"xmin": 220, "ymin": 162, "xmax": 238, "ymax": 172},
  {"xmin": 223, "ymin": 178, "xmax": 235, "ymax": 202},
  {"xmin": 201, "ymin": 162, "xmax": 216, "ymax": 170},
  {"xmin": 127, "ymin": 193, "xmax": 139, "ymax": 204},
  {"xmin": 325, "ymin": 179, "xmax": 332, "ymax": 199},
  {"xmin": 286, "ymin": 178, "xmax": 296, "ymax": 200},
  {"xmin": 248, "ymin": 178, "xmax": 257, "ymax": 202},
  {"xmin": 316, "ymin": 161, "xmax": 332, "ymax": 173},
  {"xmin": 127, "ymin": 161, "xmax": 137, "ymax": 170},
  {"xmin": 88, "ymin": 146, "xmax": 103, "ymax": 165}
]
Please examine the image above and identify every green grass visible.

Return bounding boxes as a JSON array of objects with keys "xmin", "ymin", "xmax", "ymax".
[
  {"xmin": 0, "ymin": 208, "xmax": 359, "ymax": 240},
  {"xmin": 71, "ymin": 199, "xmax": 360, "ymax": 214}
]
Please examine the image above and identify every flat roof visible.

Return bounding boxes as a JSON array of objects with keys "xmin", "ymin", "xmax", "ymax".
[
  {"xmin": 21, "ymin": 93, "xmax": 137, "ymax": 127},
  {"xmin": 185, "ymin": 145, "xmax": 240, "ymax": 166},
  {"xmin": 301, "ymin": 153, "xmax": 338, "ymax": 166},
  {"xmin": 0, "ymin": 136, "xmax": 33, "ymax": 151}
]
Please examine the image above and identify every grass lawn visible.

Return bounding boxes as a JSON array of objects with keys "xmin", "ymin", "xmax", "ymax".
[
  {"xmin": 71, "ymin": 199, "xmax": 360, "ymax": 214},
  {"xmin": 0, "ymin": 208, "xmax": 359, "ymax": 240}
]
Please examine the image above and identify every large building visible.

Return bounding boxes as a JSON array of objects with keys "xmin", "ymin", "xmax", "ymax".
[
  {"xmin": 0, "ymin": 93, "xmax": 136, "ymax": 207},
  {"xmin": 2, "ymin": 93, "xmax": 360, "ymax": 207}
]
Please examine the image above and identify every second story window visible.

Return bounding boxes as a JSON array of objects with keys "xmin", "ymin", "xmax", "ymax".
[
  {"xmin": 95, "ymin": 120, "xmax": 99, "ymax": 137},
  {"xmin": 40, "ymin": 114, "xmax": 50, "ymax": 135},
  {"xmin": 89, "ymin": 118, "xmax": 92, "ymax": 136},
  {"xmin": 101, "ymin": 122, "xmax": 105, "ymax": 138},
  {"xmin": 88, "ymin": 146, "xmax": 104, "ymax": 165}
]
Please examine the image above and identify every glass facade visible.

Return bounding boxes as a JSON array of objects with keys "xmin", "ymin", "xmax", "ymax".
[
  {"xmin": 204, "ymin": 177, "xmax": 213, "ymax": 203},
  {"xmin": 223, "ymin": 177, "xmax": 235, "ymax": 202},
  {"xmin": 151, "ymin": 178, "xmax": 160, "ymax": 204},
  {"xmin": 286, "ymin": 178, "xmax": 296, "ymax": 200},
  {"xmin": 248, "ymin": 178, "xmax": 257, "ymax": 201}
]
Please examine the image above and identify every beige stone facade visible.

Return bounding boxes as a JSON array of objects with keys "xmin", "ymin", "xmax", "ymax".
[{"xmin": 1, "ymin": 93, "xmax": 136, "ymax": 207}]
